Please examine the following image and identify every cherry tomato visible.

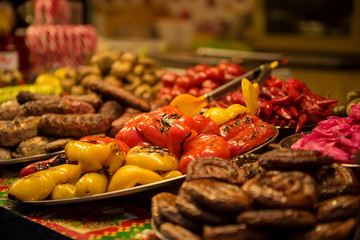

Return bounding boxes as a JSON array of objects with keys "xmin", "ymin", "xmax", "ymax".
[
  {"xmin": 161, "ymin": 72, "xmax": 179, "ymax": 86},
  {"xmin": 179, "ymin": 134, "xmax": 231, "ymax": 173},
  {"xmin": 201, "ymin": 79, "xmax": 220, "ymax": 90},
  {"xmin": 205, "ymin": 67, "xmax": 226, "ymax": 84},
  {"xmin": 185, "ymin": 67, "xmax": 197, "ymax": 77},
  {"xmin": 188, "ymin": 87, "xmax": 201, "ymax": 97},
  {"xmin": 192, "ymin": 71, "xmax": 207, "ymax": 87},
  {"xmin": 222, "ymin": 63, "xmax": 245, "ymax": 78},
  {"xmin": 176, "ymin": 75, "xmax": 194, "ymax": 90},
  {"xmin": 199, "ymin": 87, "xmax": 213, "ymax": 96},
  {"xmin": 194, "ymin": 63, "xmax": 209, "ymax": 72},
  {"xmin": 171, "ymin": 86, "xmax": 186, "ymax": 98}
]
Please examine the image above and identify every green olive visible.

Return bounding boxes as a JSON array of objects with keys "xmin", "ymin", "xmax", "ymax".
[
  {"xmin": 346, "ymin": 97, "xmax": 360, "ymax": 116},
  {"xmin": 346, "ymin": 89, "xmax": 360, "ymax": 103},
  {"xmin": 331, "ymin": 105, "xmax": 347, "ymax": 117}
]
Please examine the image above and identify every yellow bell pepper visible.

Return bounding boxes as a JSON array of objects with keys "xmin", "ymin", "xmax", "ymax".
[
  {"xmin": 242, "ymin": 78, "xmax": 260, "ymax": 115},
  {"xmin": 125, "ymin": 146, "xmax": 179, "ymax": 172},
  {"xmin": 203, "ymin": 103, "xmax": 249, "ymax": 126},
  {"xmin": 51, "ymin": 183, "xmax": 76, "ymax": 200},
  {"xmin": 161, "ymin": 170, "xmax": 183, "ymax": 180},
  {"xmin": 65, "ymin": 141, "xmax": 125, "ymax": 174},
  {"xmin": 7, "ymin": 164, "xmax": 81, "ymax": 201},
  {"xmin": 75, "ymin": 172, "xmax": 109, "ymax": 197},
  {"xmin": 108, "ymin": 165, "xmax": 163, "ymax": 192}
]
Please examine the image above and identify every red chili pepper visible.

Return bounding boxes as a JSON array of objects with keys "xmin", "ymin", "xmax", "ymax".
[
  {"xmin": 258, "ymin": 100, "xmax": 273, "ymax": 121},
  {"xmin": 270, "ymin": 95, "xmax": 291, "ymax": 105},
  {"xmin": 295, "ymin": 113, "xmax": 308, "ymax": 133},
  {"xmin": 279, "ymin": 120, "xmax": 287, "ymax": 128},
  {"xmin": 275, "ymin": 107, "xmax": 292, "ymax": 120},
  {"xmin": 285, "ymin": 78, "xmax": 305, "ymax": 91},
  {"xmin": 316, "ymin": 99, "xmax": 338, "ymax": 108},
  {"xmin": 304, "ymin": 109, "xmax": 324, "ymax": 124},
  {"xmin": 288, "ymin": 119, "xmax": 297, "ymax": 127},
  {"xmin": 269, "ymin": 115, "xmax": 280, "ymax": 126},
  {"xmin": 289, "ymin": 106, "xmax": 299, "ymax": 119},
  {"xmin": 79, "ymin": 136, "xmax": 130, "ymax": 154},
  {"xmin": 19, "ymin": 153, "xmax": 71, "ymax": 178},
  {"xmin": 265, "ymin": 78, "xmax": 284, "ymax": 88}
]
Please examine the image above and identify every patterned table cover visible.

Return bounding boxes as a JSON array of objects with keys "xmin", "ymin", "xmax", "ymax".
[{"xmin": 0, "ymin": 165, "xmax": 181, "ymax": 240}]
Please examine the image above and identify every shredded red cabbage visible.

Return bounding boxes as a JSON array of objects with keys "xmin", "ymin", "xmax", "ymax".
[{"xmin": 292, "ymin": 102, "xmax": 360, "ymax": 163}]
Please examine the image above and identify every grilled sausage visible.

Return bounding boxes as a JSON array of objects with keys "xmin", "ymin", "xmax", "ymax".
[
  {"xmin": 99, "ymin": 100, "xmax": 124, "ymax": 121},
  {"xmin": 20, "ymin": 98, "xmax": 95, "ymax": 116},
  {"xmin": 88, "ymin": 79, "xmax": 150, "ymax": 112},
  {"xmin": 12, "ymin": 136, "xmax": 55, "ymax": 158},
  {"xmin": 38, "ymin": 113, "xmax": 112, "ymax": 138},
  {"xmin": 17, "ymin": 91, "xmax": 103, "ymax": 109},
  {"xmin": 0, "ymin": 100, "xmax": 21, "ymax": 120},
  {"xmin": 0, "ymin": 116, "xmax": 40, "ymax": 147}
]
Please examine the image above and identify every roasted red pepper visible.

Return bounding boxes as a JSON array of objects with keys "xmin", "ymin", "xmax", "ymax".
[
  {"xmin": 179, "ymin": 134, "xmax": 230, "ymax": 173},
  {"xmin": 167, "ymin": 115, "xmax": 219, "ymax": 158},
  {"xmin": 79, "ymin": 136, "xmax": 130, "ymax": 154},
  {"xmin": 115, "ymin": 113, "xmax": 153, "ymax": 148},
  {"xmin": 19, "ymin": 153, "xmax": 71, "ymax": 178}
]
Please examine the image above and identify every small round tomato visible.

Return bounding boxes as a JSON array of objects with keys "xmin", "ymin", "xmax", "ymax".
[
  {"xmin": 192, "ymin": 71, "xmax": 207, "ymax": 87},
  {"xmin": 185, "ymin": 67, "xmax": 197, "ymax": 77},
  {"xmin": 171, "ymin": 86, "xmax": 186, "ymax": 98},
  {"xmin": 188, "ymin": 87, "xmax": 201, "ymax": 97},
  {"xmin": 161, "ymin": 72, "xmax": 179, "ymax": 86},
  {"xmin": 201, "ymin": 79, "xmax": 220, "ymax": 90},
  {"xmin": 199, "ymin": 87, "xmax": 213, "ymax": 96},
  {"xmin": 194, "ymin": 63, "xmax": 209, "ymax": 72},
  {"xmin": 176, "ymin": 75, "xmax": 193, "ymax": 90},
  {"xmin": 205, "ymin": 67, "xmax": 226, "ymax": 84}
]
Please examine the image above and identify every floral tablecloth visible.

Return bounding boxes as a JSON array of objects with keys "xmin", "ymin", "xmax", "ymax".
[{"xmin": 0, "ymin": 165, "xmax": 181, "ymax": 240}]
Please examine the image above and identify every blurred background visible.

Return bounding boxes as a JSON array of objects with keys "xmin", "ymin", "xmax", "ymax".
[{"xmin": 0, "ymin": 0, "xmax": 359, "ymax": 102}]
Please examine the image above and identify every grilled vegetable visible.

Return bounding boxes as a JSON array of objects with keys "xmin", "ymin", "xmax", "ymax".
[
  {"xmin": 8, "ymin": 164, "xmax": 81, "ymax": 201},
  {"xmin": 19, "ymin": 153, "xmax": 71, "ymax": 178},
  {"xmin": 126, "ymin": 145, "xmax": 179, "ymax": 172},
  {"xmin": 75, "ymin": 172, "xmax": 109, "ymax": 197},
  {"xmin": 107, "ymin": 165, "xmax": 163, "ymax": 192},
  {"xmin": 65, "ymin": 141, "xmax": 125, "ymax": 174},
  {"xmin": 51, "ymin": 183, "xmax": 76, "ymax": 200},
  {"xmin": 203, "ymin": 104, "xmax": 248, "ymax": 126}
]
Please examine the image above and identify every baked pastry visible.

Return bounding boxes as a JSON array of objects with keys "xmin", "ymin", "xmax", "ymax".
[
  {"xmin": 316, "ymin": 195, "xmax": 359, "ymax": 221},
  {"xmin": 151, "ymin": 192, "xmax": 202, "ymax": 231},
  {"xmin": 287, "ymin": 218, "xmax": 357, "ymax": 240},
  {"xmin": 203, "ymin": 224, "xmax": 275, "ymax": 240},
  {"xmin": 236, "ymin": 209, "xmax": 316, "ymax": 228},
  {"xmin": 313, "ymin": 163, "xmax": 359, "ymax": 200},
  {"xmin": 159, "ymin": 222, "xmax": 202, "ymax": 240},
  {"xmin": 258, "ymin": 149, "xmax": 333, "ymax": 170},
  {"xmin": 175, "ymin": 182, "xmax": 234, "ymax": 225},
  {"xmin": 242, "ymin": 170, "xmax": 318, "ymax": 209},
  {"xmin": 183, "ymin": 179, "xmax": 253, "ymax": 212},
  {"xmin": 186, "ymin": 156, "xmax": 247, "ymax": 185}
]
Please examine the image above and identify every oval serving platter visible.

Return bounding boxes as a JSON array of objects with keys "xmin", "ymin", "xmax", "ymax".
[
  {"xmin": 7, "ymin": 127, "xmax": 278, "ymax": 205},
  {"xmin": 0, "ymin": 150, "xmax": 65, "ymax": 165}
]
